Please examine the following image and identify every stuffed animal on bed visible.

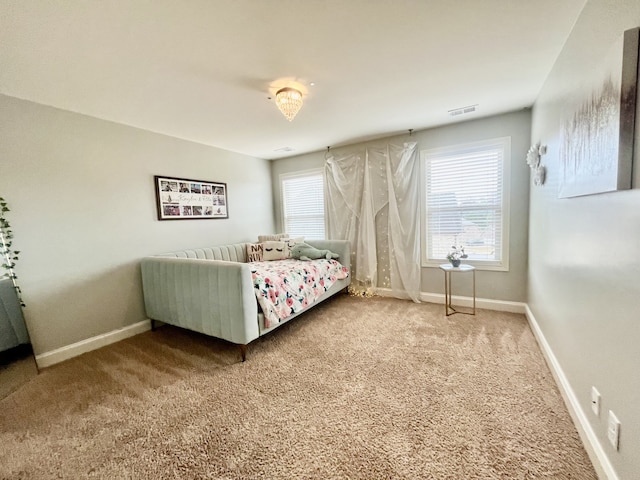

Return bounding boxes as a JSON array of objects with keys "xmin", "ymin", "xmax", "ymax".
[{"xmin": 290, "ymin": 242, "xmax": 340, "ymax": 261}]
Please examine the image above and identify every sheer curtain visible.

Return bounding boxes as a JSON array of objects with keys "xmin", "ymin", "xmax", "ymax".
[{"xmin": 325, "ymin": 142, "xmax": 421, "ymax": 302}]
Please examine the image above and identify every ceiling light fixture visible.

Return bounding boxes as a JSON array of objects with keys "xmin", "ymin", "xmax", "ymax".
[{"xmin": 275, "ymin": 87, "xmax": 303, "ymax": 121}]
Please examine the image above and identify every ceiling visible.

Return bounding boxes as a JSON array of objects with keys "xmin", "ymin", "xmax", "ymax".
[{"xmin": 0, "ymin": 0, "xmax": 586, "ymax": 160}]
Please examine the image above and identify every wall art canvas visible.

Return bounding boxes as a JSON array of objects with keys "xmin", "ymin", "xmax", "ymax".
[
  {"xmin": 559, "ymin": 27, "xmax": 639, "ymax": 198},
  {"xmin": 154, "ymin": 175, "xmax": 228, "ymax": 220}
]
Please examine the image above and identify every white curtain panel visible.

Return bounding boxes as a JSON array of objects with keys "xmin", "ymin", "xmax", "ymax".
[{"xmin": 325, "ymin": 142, "xmax": 421, "ymax": 302}]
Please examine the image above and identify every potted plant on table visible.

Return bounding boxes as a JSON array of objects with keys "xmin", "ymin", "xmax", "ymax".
[{"xmin": 446, "ymin": 245, "xmax": 468, "ymax": 268}]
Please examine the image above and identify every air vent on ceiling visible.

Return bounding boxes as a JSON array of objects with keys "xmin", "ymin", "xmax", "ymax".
[
  {"xmin": 274, "ymin": 147, "xmax": 295, "ymax": 152},
  {"xmin": 448, "ymin": 104, "xmax": 479, "ymax": 117}
]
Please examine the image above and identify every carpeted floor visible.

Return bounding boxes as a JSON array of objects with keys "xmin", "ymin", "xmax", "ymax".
[{"xmin": 0, "ymin": 295, "xmax": 596, "ymax": 479}]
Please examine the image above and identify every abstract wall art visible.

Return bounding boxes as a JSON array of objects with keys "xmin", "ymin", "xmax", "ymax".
[{"xmin": 559, "ymin": 27, "xmax": 639, "ymax": 198}]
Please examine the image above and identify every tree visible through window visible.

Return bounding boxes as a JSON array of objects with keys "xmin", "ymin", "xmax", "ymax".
[
  {"xmin": 422, "ymin": 137, "xmax": 510, "ymax": 270},
  {"xmin": 281, "ymin": 170, "xmax": 325, "ymax": 239}
]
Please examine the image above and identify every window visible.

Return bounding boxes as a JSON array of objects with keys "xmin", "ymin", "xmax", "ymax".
[
  {"xmin": 421, "ymin": 137, "xmax": 510, "ymax": 270},
  {"xmin": 281, "ymin": 170, "xmax": 325, "ymax": 239}
]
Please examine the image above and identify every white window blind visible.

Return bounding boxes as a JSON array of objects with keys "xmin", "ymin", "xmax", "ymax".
[
  {"xmin": 281, "ymin": 171, "xmax": 325, "ymax": 239},
  {"xmin": 422, "ymin": 137, "xmax": 510, "ymax": 270}
]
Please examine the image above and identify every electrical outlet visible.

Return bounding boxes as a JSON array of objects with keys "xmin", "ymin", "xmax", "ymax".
[
  {"xmin": 591, "ymin": 386, "xmax": 601, "ymax": 416},
  {"xmin": 607, "ymin": 410, "xmax": 620, "ymax": 450}
]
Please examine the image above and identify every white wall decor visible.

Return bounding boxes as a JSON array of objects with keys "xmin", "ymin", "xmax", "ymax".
[{"xmin": 526, "ymin": 142, "xmax": 547, "ymax": 186}]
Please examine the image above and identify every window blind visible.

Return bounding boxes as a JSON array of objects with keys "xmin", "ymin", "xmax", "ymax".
[
  {"xmin": 424, "ymin": 138, "xmax": 509, "ymax": 267},
  {"xmin": 281, "ymin": 171, "xmax": 325, "ymax": 239}
]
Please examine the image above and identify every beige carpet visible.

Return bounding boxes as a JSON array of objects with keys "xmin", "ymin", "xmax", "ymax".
[
  {"xmin": 0, "ymin": 355, "xmax": 38, "ymax": 399},
  {"xmin": 0, "ymin": 296, "xmax": 596, "ymax": 479}
]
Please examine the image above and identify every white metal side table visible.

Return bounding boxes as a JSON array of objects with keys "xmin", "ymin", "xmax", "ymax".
[{"xmin": 439, "ymin": 264, "xmax": 476, "ymax": 316}]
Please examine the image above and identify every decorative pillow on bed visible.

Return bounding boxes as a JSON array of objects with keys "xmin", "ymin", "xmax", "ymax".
[
  {"xmin": 247, "ymin": 243, "xmax": 264, "ymax": 262},
  {"xmin": 263, "ymin": 241, "xmax": 288, "ymax": 261},
  {"xmin": 258, "ymin": 233, "xmax": 289, "ymax": 242}
]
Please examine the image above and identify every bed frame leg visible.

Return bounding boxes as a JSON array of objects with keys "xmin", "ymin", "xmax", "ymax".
[
  {"xmin": 150, "ymin": 319, "xmax": 156, "ymax": 331},
  {"xmin": 239, "ymin": 344, "xmax": 247, "ymax": 362}
]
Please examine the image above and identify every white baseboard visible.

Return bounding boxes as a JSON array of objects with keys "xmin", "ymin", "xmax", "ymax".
[
  {"xmin": 375, "ymin": 288, "xmax": 526, "ymax": 314},
  {"xmin": 420, "ymin": 291, "xmax": 526, "ymax": 314},
  {"xmin": 35, "ymin": 320, "xmax": 151, "ymax": 369},
  {"xmin": 524, "ymin": 305, "xmax": 617, "ymax": 480}
]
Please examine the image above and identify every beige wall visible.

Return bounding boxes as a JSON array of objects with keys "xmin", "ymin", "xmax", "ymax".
[
  {"xmin": 529, "ymin": 1, "xmax": 640, "ymax": 477},
  {"xmin": 0, "ymin": 94, "xmax": 274, "ymax": 355},
  {"xmin": 271, "ymin": 109, "xmax": 531, "ymax": 302}
]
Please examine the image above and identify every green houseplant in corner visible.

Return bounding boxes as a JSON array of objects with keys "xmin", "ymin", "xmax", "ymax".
[
  {"xmin": 0, "ymin": 196, "xmax": 37, "ymax": 398},
  {"xmin": 0, "ymin": 196, "xmax": 24, "ymax": 306}
]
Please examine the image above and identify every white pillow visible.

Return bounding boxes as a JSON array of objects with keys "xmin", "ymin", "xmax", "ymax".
[
  {"xmin": 247, "ymin": 243, "xmax": 264, "ymax": 262},
  {"xmin": 258, "ymin": 233, "xmax": 289, "ymax": 242},
  {"xmin": 262, "ymin": 241, "xmax": 288, "ymax": 261}
]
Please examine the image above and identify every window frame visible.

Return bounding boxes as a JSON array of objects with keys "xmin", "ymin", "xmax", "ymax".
[
  {"xmin": 279, "ymin": 168, "xmax": 326, "ymax": 240},
  {"xmin": 420, "ymin": 137, "xmax": 511, "ymax": 271}
]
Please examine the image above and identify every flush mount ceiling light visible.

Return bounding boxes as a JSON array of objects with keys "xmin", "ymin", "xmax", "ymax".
[{"xmin": 275, "ymin": 87, "xmax": 303, "ymax": 121}]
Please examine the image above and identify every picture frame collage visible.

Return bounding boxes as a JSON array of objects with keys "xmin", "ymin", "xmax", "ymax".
[{"xmin": 154, "ymin": 175, "xmax": 228, "ymax": 220}]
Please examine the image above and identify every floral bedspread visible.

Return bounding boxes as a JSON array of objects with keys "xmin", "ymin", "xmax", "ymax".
[{"xmin": 250, "ymin": 259, "xmax": 349, "ymax": 328}]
